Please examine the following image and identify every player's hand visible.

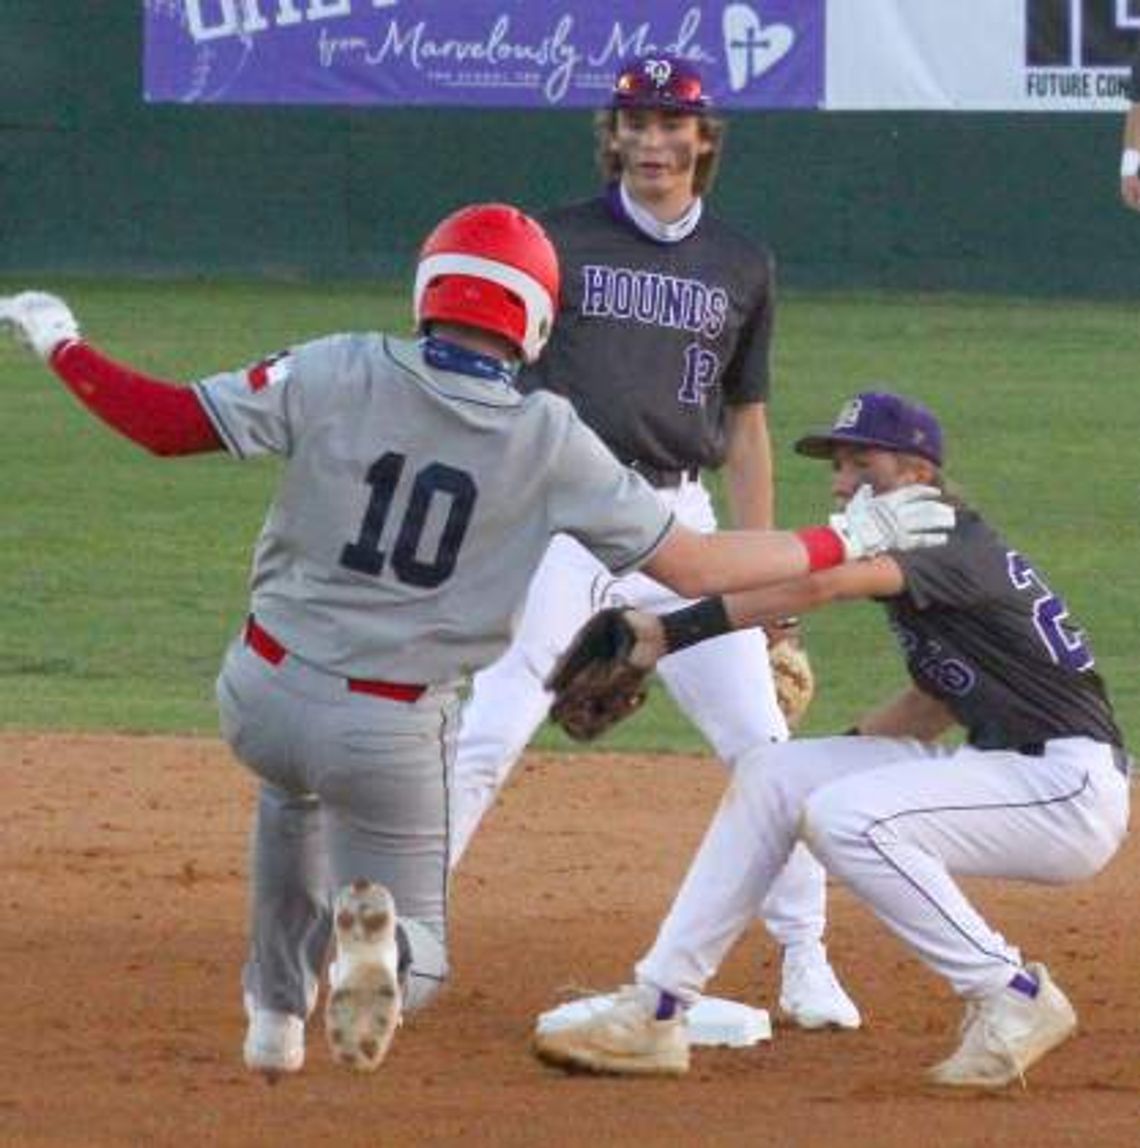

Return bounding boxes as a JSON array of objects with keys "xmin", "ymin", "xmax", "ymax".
[
  {"xmin": 1121, "ymin": 175, "xmax": 1140, "ymax": 212},
  {"xmin": 0, "ymin": 291, "xmax": 80, "ymax": 359},
  {"xmin": 762, "ymin": 615, "xmax": 801, "ymax": 648},
  {"xmin": 622, "ymin": 609, "xmax": 668, "ymax": 669},
  {"xmin": 830, "ymin": 483, "xmax": 955, "ymax": 560}
]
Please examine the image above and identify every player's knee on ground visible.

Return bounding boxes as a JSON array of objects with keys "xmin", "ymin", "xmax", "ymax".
[{"xmin": 399, "ymin": 916, "xmax": 450, "ymax": 1011}]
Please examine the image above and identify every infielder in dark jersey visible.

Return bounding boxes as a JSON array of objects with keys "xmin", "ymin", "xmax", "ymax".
[
  {"xmin": 536, "ymin": 391, "xmax": 1131, "ymax": 1088},
  {"xmin": 0, "ymin": 218, "xmax": 952, "ymax": 1080},
  {"xmin": 453, "ymin": 53, "xmax": 860, "ymax": 1031}
]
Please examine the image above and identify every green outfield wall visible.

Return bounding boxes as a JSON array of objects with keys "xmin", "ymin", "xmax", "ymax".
[{"xmin": 3, "ymin": 4, "xmax": 1138, "ymax": 295}]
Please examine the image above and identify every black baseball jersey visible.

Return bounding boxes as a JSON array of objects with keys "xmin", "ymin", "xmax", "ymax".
[
  {"xmin": 518, "ymin": 188, "xmax": 774, "ymax": 472},
  {"xmin": 886, "ymin": 508, "xmax": 1122, "ymax": 750}
]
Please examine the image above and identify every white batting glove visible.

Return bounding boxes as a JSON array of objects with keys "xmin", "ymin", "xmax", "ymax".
[
  {"xmin": 830, "ymin": 483, "xmax": 956, "ymax": 560},
  {"xmin": 0, "ymin": 291, "xmax": 81, "ymax": 360}
]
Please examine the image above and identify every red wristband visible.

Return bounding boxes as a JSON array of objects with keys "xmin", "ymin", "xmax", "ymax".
[{"xmin": 796, "ymin": 526, "xmax": 846, "ymax": 572}]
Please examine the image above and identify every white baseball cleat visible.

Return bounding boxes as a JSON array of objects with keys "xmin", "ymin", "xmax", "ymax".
[
  {"xmin": 325, "ymin": 880, "xmax": 403, "ymax": 1073},
  {"xmin": 533, "ymin": 984, "xmax": 690, "ymax": 1076},
  {"xmin": 243, "ymin": 1008, "xmax": 306, "ymax": 1079},
  {"xmin": 778, "ymin": 946, "xmax": 862, "ymax": 1030},
  {"xmin": 927, "ymin": 963, "xmax": 1077, "ymax": 1089}
]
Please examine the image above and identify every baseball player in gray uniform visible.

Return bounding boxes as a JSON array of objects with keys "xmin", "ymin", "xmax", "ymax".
[
  {"xmin": 535, "ymin": 391, "xmax": 1131, "ymax": 1088},
  {"xmin": 0, "ymin": 217, "xmax": 950, "ymax": 1080},
  {"xmin": 452, "ymin": 54, "xmax": 860, "ymax": 1030}
]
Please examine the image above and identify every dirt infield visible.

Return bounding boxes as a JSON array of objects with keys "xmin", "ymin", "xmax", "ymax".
[{"xmin": 2, "ymin": 733, "xmax": 1136, "ymax": 1147}]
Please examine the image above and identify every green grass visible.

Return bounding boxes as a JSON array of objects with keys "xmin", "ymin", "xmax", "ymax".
[{"xmin": 2, "ymin": 281, "xmax": 1137, "ymax": 753}]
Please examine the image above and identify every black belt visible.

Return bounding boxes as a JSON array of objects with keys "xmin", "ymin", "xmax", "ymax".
[
  {"xmin": 1016, "ymin": 740, "xmax": 1131, "ymax": 778},
  {"xmin": 627, "ymin": 461, "xmax": 700, "ymax": 489}
]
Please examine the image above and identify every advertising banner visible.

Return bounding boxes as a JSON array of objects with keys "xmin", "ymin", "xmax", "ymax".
[
  {"xmin": 143, "ymin": 1, "xmax": 824, "ymax": 109},
  {"xmin": 143, "ymin": 1, "xmax": 1137, "ymax": 111}
]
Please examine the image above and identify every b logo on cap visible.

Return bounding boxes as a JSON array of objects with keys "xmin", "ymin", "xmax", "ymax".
[{"xmin": 834, "ymin": 398, "xmax": 863, "ymax": 430}]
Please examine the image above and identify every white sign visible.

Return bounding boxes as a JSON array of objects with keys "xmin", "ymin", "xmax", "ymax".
[{"xmin": 826, "ymin": 0, "xmax": 1135, "ymax": 111}]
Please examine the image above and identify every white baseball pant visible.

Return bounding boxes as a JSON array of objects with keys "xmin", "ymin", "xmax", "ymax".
[
  {"xmin": 451, "ymin": 476, "xmax": 829, "ymax": 951},
  {"xmin": 636, "ymin": 734, "xmax": 1130, "ymax": 1003}
]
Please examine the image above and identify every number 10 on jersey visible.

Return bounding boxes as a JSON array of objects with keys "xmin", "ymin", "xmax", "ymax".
[{"xmin": 340, "ymin": 452, "xmax": 478, "ymax": 589}]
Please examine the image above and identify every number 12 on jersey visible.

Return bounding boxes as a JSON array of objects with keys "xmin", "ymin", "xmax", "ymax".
[{"xmin": 340, "ymin": 452, "xmax": 478, "ymax": 589}]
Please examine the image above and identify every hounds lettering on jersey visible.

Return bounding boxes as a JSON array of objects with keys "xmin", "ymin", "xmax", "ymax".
[
  {"xmin": 580, "ymin": 265, "xmax": 729, "ymax": 338},
  {"xmin": 581, "ymin": 264, "xmax": 728, "ymax": 406}
]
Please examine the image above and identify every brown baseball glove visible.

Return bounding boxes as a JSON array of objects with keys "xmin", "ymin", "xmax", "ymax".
[
  {"xmin": 545, "ymin": 608, "xmax": 651, "ymax": 741},
  {"xmin": 768, "ymin": 635, "xmax": 815, "ymax": 730}
]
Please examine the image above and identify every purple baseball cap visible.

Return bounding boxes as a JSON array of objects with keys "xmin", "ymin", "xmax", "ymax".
[
  {"xmin": 794, "ymin": 391, "xmax": 944, "ymax": 466},
  {"xmin": 609, "ymin": 55, "xmax": 710, "ymax": 114}
]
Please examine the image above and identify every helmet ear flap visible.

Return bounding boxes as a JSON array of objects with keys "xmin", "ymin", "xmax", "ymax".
[
  {"xmin": 414, "ymin": 205, "xmax": 560, "ymax": 363},
  {"xmin": 417, "ymin": 274, "xmax": 529, "ymax": 355}
]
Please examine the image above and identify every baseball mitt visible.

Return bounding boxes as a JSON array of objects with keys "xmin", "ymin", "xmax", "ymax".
[
  {"xmin": 545, "ymin": 608, "xmax": 650, "ymax": 741},
  {"xmin": 768, "ymin": 636, "xmax": 815, "ymax": 730}
]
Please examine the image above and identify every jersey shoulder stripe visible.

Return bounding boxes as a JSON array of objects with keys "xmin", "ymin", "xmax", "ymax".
[
  {"xmin": 192, "ymin": 380, "xmax": 245, "ymax": 458},
  {"xmin": 610, "ymin": 510, "xmax": 677, "ymax": 576}
]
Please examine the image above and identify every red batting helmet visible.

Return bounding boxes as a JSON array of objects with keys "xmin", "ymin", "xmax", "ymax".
[{"xmin": 413, "ymin": 204, "xmax": 560, "ymax": 364}]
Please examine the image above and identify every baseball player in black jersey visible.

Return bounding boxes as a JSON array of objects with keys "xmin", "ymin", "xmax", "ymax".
[
  {"xmin": 452, "ymin": 53, "xmax": 860, "ymax": 1030},
  {"xmin": 535, "ymin": 390, "xmax": 1131, "ymax": 1087}
]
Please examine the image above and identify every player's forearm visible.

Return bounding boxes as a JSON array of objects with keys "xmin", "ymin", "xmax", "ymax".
[
  {"xmin": 645, "ymin": 484, "xmax": 945, "ymax": 601},
  {"xmin": 1120, "ymin": 102, "xmax": 1140, "ymax": 208},
  {"xmin": 629, "ymin": 578, "xmax": 816, "ymax": 666},
  {"xmin": 626, "ymin": 569, "xmax": 851, "ymax": 666},
  {"xmin": 723, "ymin": 403, "xmax": 773, "ymax": 529},
  {"xmin": 50, "ymin": 341, "xmax": 222, "ymax": 456},
  {"xmin": 720, "ymin": 553, "xmax": 906, "ymax": 622},
  {"xmin": 724, "ymin": 461, "xmax": 772, "ymax": 530},
  {"xmin": 851, "ymin": 685, "xmax": 956, "ymax": 740},
  {"xmin": 666, "ymin": 569, "xmax": 851, "ymax": 642},
  {"xmin": 722, "ymin": 578, "xmax": 832, "ymax": 627},
  {"xmin": 1124, "ymin": 102, "xmax": 1140, "ymax": 151},
  {"xmin": 644, "ymin": 554, "xmax": 905, "ymax": 662},
  {"xmin": 646, "ymin": 527, "xmax": 827, "ymax": 599}
]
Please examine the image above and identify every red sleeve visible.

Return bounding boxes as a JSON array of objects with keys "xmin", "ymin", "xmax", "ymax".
[{"xmin": 49, "ymin": 340, "xmax": 223, "ymax": 456}]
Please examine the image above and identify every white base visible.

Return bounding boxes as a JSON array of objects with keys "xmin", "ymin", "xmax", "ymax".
[{"xmin": 535, "ymin": 994, "xmax": 772, "ymax": 1048}]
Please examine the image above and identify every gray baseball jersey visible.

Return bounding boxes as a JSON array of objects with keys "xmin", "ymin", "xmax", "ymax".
[
  {"xmin": 193, "ymin": 333, "xmax": 673, "ymax": 683},
  {"xmin": 888, "ymin": 508, "xmax": 1122, "ymax": 750}
]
